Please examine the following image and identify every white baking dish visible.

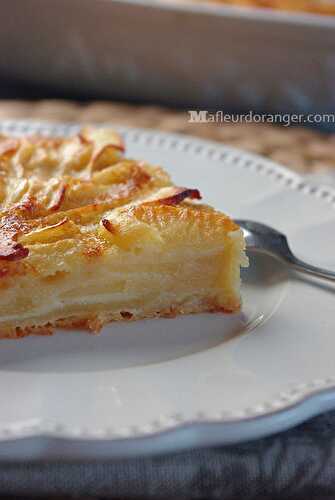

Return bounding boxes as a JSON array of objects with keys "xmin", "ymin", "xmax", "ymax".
[{"xmin": 1, "ymin": 0, "xmax": 335, "ymax": 114}]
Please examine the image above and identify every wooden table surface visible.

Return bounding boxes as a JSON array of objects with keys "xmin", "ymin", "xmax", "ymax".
[{"xmin": 0, "ymin": 99, "xmax": 334, "ymax": 174}]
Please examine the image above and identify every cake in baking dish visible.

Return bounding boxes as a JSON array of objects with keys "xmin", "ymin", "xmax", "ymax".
[{"xmin": 195, "ymin": 0, "xmax": 335, "ymax": 15}]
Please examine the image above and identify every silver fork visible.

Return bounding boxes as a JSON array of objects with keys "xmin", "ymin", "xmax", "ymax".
[{"xmin": 235, "ymin": 219, "xmax": 335, "ymax": 283}]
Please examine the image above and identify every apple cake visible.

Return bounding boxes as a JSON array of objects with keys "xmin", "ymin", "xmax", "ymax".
[
  {"xmin": 0, "ymin": 127, "xmax": 248, "ymax": 338},
  {"xmin": 194, "ymin": 0, "xmax": 335, "ymax": 15}
]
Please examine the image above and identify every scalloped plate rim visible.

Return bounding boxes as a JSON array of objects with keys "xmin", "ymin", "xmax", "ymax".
[{"xmin": 0, "ymin": 119, "xmax": 333, "ymax": 461}]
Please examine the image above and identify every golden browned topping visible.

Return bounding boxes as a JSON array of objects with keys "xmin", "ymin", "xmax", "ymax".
[
  {"xmin": 144, "ymin": 187, "xmax": 202, "ymax": 206},
  {"xmin": 0, "ymin": 213, "xmax": 31, "ymax": 261},
  {"xmin": 0, "ymin": 128, "xmax": 216, "ymax": 266},
  {"xmin": 0, "ymin": 138, "xmax": 20, "ymax": 158},
  {"xmin": 101, "ymin": 218, "xmax": 116, "ymax": 234},
  {"xmin": 206, "ymin": 0, "xmax": 335, "ymax": 15},
  {"xmin": 133, "ymin": 203, "xmax": 239, "ymax": 235}
]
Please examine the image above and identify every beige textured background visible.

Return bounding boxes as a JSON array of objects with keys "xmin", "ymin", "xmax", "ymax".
[{"xmin": 1, "ymin": 100, "xmax": 334, "ymax": 174}]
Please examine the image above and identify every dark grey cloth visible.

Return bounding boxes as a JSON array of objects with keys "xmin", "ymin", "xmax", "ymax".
[{"xmin": 0, "ymin": 412, "xmax": 334, "ymax": 499}]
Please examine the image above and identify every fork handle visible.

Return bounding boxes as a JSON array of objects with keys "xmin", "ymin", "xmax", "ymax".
[{"xmin": 288, "ymin": 256, "xmax": 335, "ymax": 282}]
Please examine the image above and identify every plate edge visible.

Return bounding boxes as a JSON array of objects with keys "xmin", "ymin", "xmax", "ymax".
[{"xmin": 0, "ymin": 119, "xmax": 334, "ymax": 444}]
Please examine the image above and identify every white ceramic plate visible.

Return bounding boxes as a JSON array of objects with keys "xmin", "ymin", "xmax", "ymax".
[{"xmin": 0, "ymin": 120, "xmax": 334, "ymax": 461}]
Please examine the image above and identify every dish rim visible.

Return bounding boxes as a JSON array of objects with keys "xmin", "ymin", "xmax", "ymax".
[{"xmin": 113, "ymin": 0, "xmax": 335, "ymax": 29}]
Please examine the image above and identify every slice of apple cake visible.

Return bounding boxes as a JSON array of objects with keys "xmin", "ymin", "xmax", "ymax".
[{"xmin": 0, "ymin": 127, "xmax": 248, "ymax": 338}]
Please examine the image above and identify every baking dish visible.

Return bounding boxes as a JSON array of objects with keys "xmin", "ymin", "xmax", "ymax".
[{"xmin": 1, "ymin": 0, "xmax": 335, "ymax": 114}]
